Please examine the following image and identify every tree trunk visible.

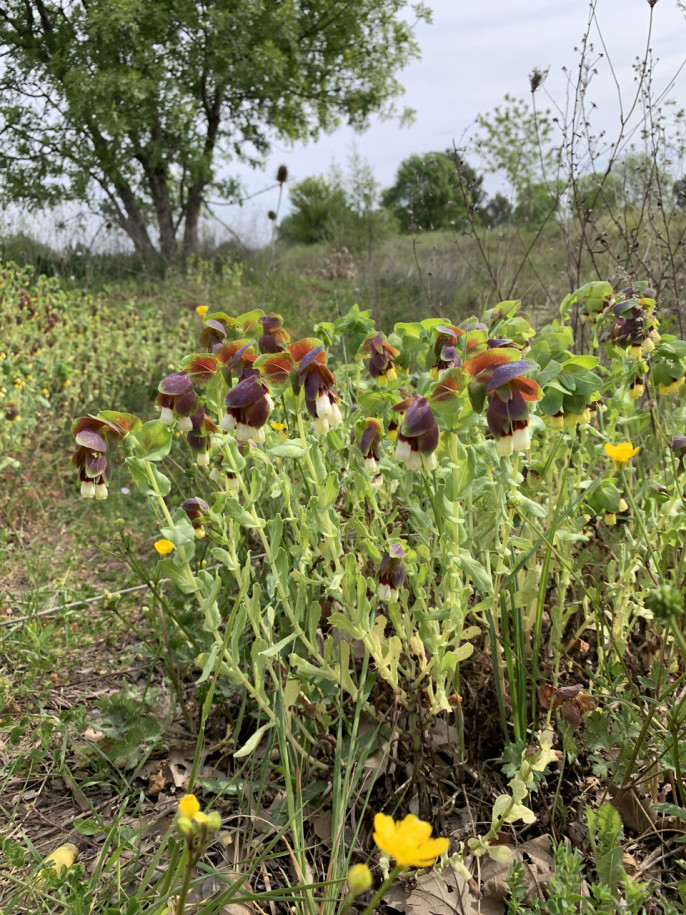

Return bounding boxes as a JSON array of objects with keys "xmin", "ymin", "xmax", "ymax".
[
  {"xmin": 182, "ymin": 183, "xmax": 205, "ymax": 258},
  {"xmin": 114, "ymin": 182, "xmax": 162, "ymax": 268}
]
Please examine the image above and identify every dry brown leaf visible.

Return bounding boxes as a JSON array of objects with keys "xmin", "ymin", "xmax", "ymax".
[
  {"xmin": 481, "ymin": 835, "xmax": 554, "ymax": 904},
  {"xmin": 384, "ymin": 864, "xmax": 503, "ymax": 915},
  {"xmin": 610, "ymin": 784, "xmax": 656, "ymax": 834}
]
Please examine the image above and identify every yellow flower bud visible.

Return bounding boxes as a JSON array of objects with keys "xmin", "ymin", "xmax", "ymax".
[{"xmin": 347, "ymin": 863, "xmax": 373, "ymax": 895}]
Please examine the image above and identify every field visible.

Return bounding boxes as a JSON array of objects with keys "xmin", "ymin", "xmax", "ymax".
[{"xmin": 1, "ymin": 228, "xmax": 686, "ymax": 915}]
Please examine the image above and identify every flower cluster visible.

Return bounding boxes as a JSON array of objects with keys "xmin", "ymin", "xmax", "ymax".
[
  {"xmin": 393, "ymin": 396, "xmax": 439, "ymax": 470},
  {"xmin": 258, "ymin": 313, "xmax": 289, "ymax": 354},
  {"xmin": 292, "ymin": 340, "xmax": 343, "ymax": 434},
  {"xmin": 221, "ymin": 376, "xmax": 274, "ymax": 443},
  {"xmin": 463, "ymin": 349, "xmax": 541, "ymax": 456},
  {"xmin": 71, "ymin": 415, "xmax": 125, "ymax": 499},
  {"xmin": 610, "ymin": 288, "xmax": 660, "ymax": 359},
  {"xmin": 156, "ymin": 372, "xmax": 198, "ymax": 430},
  {"xmin": 182, "ymin": 497, "xmax": 209, "ymax": 537},
  {"xmin": 362, "ymin": 332, "xmax": 399, "ymax": 385},
  {"xmin": 177, "ymin": 793, "xmax": 221, "ymax": 840}
]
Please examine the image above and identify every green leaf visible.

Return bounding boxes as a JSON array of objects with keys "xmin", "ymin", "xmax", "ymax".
[
  {"xmin": 73, "ymin": 819, "xmax": 100, "ymax": 836},
  {"xmin": 125, "ymin": 456, "xmax": 171, "ymax": 497},
  {"xmin": 131, "ymin": 420, "xmax": 173, "ymax": 461},
  {"xmin": 234, "ymin": 723, "xmax": 273, "ymax": 758},
  {"xmin": 269, "ymin": 440, "xmax": 308, "ymax": 458},
  {"xmin": 223, "ymin": 497, "xmax": 263, "ymax": 528},
  {"xmin": 458, "ymin": 550, "xmax": 492, "ymax": 592}
]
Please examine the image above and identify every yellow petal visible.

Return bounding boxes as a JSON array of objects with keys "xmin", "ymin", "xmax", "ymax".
[
  {"xmin": 178, "ymin": 794, "xmax": 200, "ymax": 819},
  {"xmin": 154, "ymin": 539, "xmax": 175, "ymax": 556}
]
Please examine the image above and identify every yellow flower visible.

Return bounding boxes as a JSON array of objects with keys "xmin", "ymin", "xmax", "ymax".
[
  {"xmin": 154, "ymin": 538, "xmax": 175, "ymax": 556},
  {"xmin": 347, "ymin": 863, "xmax": 373, "ymax": 895},
  {"xmin": 373, "ymin": 813, "xmax": 449, "ymax": 869},
  {"xmin": 270, "ymin": 422, "xmax": 287, "ymax": 431},
  {"xmin": 178, "ymin": 794, "xmax": 200, "ymax": 819},
  {"xmin": 196, "ymin": 305, "xmax": 209, "ymax": 317},
  {"xmin": 604, "ymin": 442, "xmax": 640, "ymax": 469}
]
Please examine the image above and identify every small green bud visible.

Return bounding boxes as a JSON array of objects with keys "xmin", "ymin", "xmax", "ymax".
[
  {"xmin": 177, "ymin": 816, "xmax": 193, "ymax": 836},
  {"xmin": 645, "ymin": 584, "xmax": 684, "ymax": 621}
]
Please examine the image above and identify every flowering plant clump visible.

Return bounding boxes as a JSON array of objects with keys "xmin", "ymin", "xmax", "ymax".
[
  {"xmin": 373, "ymin": 813, "xmax": 449, "ymax": 869},
  {"xmin": 67, "ymin": 271, "xmax": 686, "ymax": 914}
]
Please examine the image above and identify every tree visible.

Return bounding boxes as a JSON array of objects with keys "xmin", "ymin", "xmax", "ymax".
[
  {"xmin": 278, "ymin": 176, "xmax": 350, "ymax": 245},
  {"xmin": 381, "ymin": 151, "xmax": 484, "ymax": 232},
  {"xmin": 0, "ymin": 1, "xmax": 427, "ymax": 267}
]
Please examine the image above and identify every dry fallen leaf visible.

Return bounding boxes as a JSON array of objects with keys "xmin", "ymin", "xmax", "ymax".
[
  {"xmin": 384, "ymin": 863, "xmax": 503, "ymax": 915},
  {"xmin": 481, "ymin": 835, "xmax": 554, "ymax": 905}
]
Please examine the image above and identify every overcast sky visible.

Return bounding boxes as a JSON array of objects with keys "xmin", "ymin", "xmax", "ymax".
[{"xmin": 222, "ymin": 0, "xmax": 686, "ymax": 244}]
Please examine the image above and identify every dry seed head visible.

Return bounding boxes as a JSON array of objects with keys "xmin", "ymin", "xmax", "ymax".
[{"xmin": 276, "ymin": 164, "xmax": 288, "ymax": 184}]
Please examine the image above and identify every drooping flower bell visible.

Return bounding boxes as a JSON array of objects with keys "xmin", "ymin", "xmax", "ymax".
[
  {"xmin": 671, "ymin": 436, "xmax": 686, "ymax": 473},
  {"xmin": 462, "ymin": 350, "xmax": 541, "ymax": 456},
  {"xmin": 394, "ymin": 396, "xmax": 439, "ymax": 471},
  {"xmin": 257, "ymin": 313, "xmax": 289, "ymax": 354},
  {"xmin": 431, "ymin": 324, "xmax": 464, "ymax": 378},
  {"xmin": 353, "ymin": 418, "xmax": 384, "ymax": 473},
  {"xmin": 361, "ymin": 332, "xmax": 400, "ymax": 385},
  {"xmin": 378, "ymin": 544, "xmax": 406, "ymax": 602},
  {"xmin": 186, "ymin": 407, "xmax": 219, "ymax": 465},
  {"xmin": 71, "ymin": 415, "xmax": 126, "ymax": 500},
  {"xmin": 156, "ymin": 372, "xmax": 198, "ymax": 428},
  {"xmin": 181, "ymin": 497, "xmax": 209, "ymax": 538},
  {"xmin": 221, "ymin": 376, "xmax": 273, "ymax": 443},
  {"xmin": 209, "ymin": 453, "xmax": 239, "ymax": 490},
  {"xmin": 291, "ymin": 340, "xmax": 343, "ymax": 434},
  {"xmin": 610, "ymin": 290, "xmax": 660, "ymax": 358},
  {"xmin": 215, "ymin": 340, "xmax": 259, "ymax": 385}
]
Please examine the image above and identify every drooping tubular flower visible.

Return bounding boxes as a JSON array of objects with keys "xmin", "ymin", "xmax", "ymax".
[
  {"xmin": 186, "ymin": 407, "xmax": 219, "ymax": 465},
  {"xmin": 258, "ymin": 313, "xmax": 289, "ymax": 354},
  {"xmin": 71, "ymin": 415, "xmax": 127, "ymax": 500},
  {"xmin": 181, "ymin": 497, "xmax": 210, "ymax": 538},
  {"xmin": 394, "ymin": 396, "xmax": 440, "ymax": 471},
  {"xmin": 221, "ymin": 376, "xmax": 274, "ymax": 443},
  {"xmin": 361, "ymin": 332, "xmax": 400, "ymax": 386},
  {"xmin": 215, "ymin": 340, "xmax": 259, "ymax": 385},
  {"xmin": 353, "ymin": 418, "xmax": 384, "ymax": 473},
  {"xmin": 431, "ymin": 324, "xmax": 464, "ymax": 378},
  {"xmin": 156, "ymin": 372, "xmax": 198, "ymax": 429},
  {"xmin": 610, "ymin": 289, "xmax": 660, "ymax": 358},
  {"xmin": 291, "ymin": 339, "xmax": 343, "ymax": 434},
  {"xmin": 462, "ymin": 349, "xmax": 541, "ymax": 457},
  {"xmin": 378, "ymin": 544, "xmax": 406, "ymax": 602}
]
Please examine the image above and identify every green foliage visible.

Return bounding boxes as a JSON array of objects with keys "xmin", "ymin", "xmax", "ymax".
[
  {"xmin": 587, "ymin": 804, "xmax": 624, "ymax": 893},
  {"xmin": 90, "ymin": 684, "xmax": 166, "ymax": 770},
  {"xmin": 279, "ymin": 176, "xmax": 351, "ymax": 246},
  {"xmin": 380, "ymin": 150, "xmax": 484, "ymax": 231},
  {"xmin": 0, "ymin": 0, "xmax": 426, "ymax": 263},
  {"xmin": 475, "ymin": 95, "xmax": 556, "ymax": 217}
]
